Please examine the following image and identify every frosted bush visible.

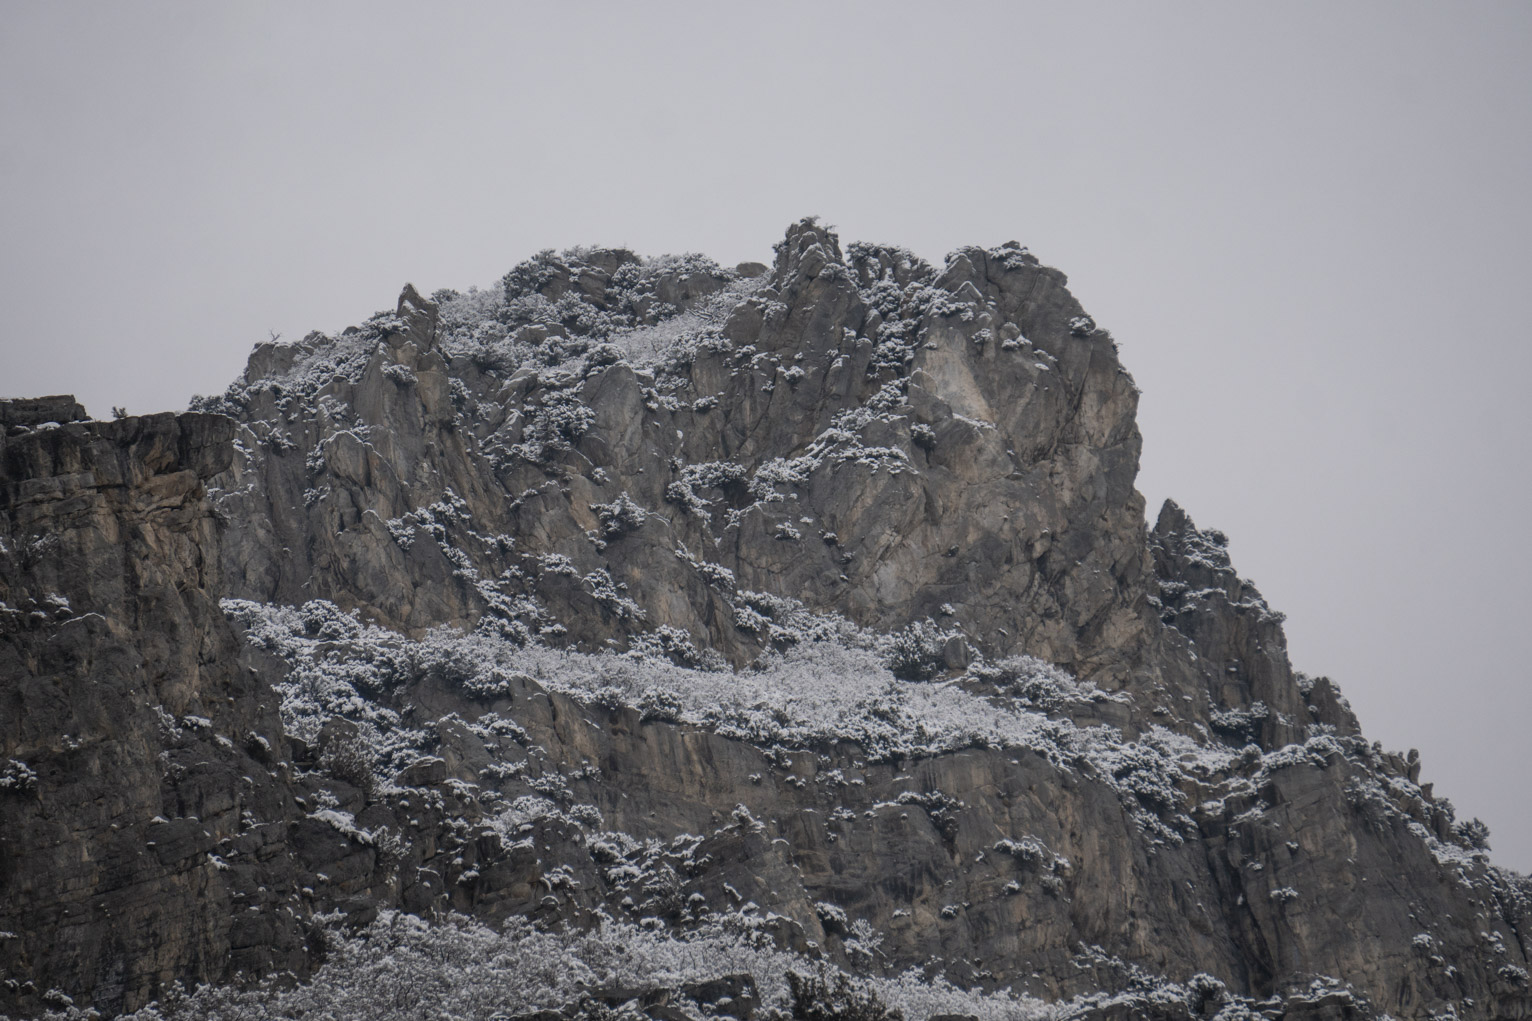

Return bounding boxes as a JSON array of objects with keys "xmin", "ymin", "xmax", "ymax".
[
  {"xmin": 788, "ymin": 969, "xmax": 904, "ymax": 1021},
  {"xmin": 590, "ymin": 492, "xmax": 648, "ymax": 538},
  {"xmin": 814, "ymin": 901, "xmax": 849, "ymax": 933},
  {"xmin": 381, "ymin": 363, "xmax": 417, "ymax": 387},
  {"xmin": 970, "ymin": 655, "xmax": 1120, "ymax": 712},
  {"xmin": 1453, "ymin": 817, "xmax": 1492, "ymax": 851},
  {"xmin": 515, "ymin": 387, "xmax": 596, "ymax": 461},
  {"xmin": 319, "ymin": 731, "xmax": 378, "ymax": 796},
  {"xmin": 0, "ymin": 758, "xmax": 38, "ymax": 794},
  {"xmin": 883, "ymin": 618, "xmax": 961, "ymax": 681}
]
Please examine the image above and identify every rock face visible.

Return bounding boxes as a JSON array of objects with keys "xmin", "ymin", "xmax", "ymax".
[
  {"xmin": 0, "ymin": 396, "xmax": 87, "ymax": 430},
  {"xmin": 0, "ymin": 411, "xmax": 273, "ymax": 1007},
  {"xmin": 2, "ymin": 223, "xmax": 1529, "ymax": 1020}
]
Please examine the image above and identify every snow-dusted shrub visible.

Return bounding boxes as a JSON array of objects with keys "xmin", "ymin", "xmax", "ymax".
[
  {"xmin": 1209, "ymin": 701, "xmax": 1270, "ymax": 744},
  {"xmin": 788, "ymin": 968, "xmax": 904, "ymax": 1021},
  {"xmin": 585, "ymin": 342, "xmax": 623, "ymax": 369},
  {"xmin": 898, "ymin": 790, "xmax": 964, "ymax": 842},
  {"xmin": 628, "ymin": 625, "xmax": 707, "ymax": 668},
  {"xmin": 1089, "ymin": 738, "xmax": 1186, "ymax": 813},
  {"xmin": 884, "ymin": 619, "xmax": 960, "ymax": 681},
  {"xmin": 666, "ymin": 461, "xmax": 748, "ymax": 521},
  {"xmin": 226, "ymin": 600, "xmax": 429, "ymax": 776},
  {"xmin": 434, "ymin": 247, "xmax": 752, "ymax": 377},
  {"xmin": 921, "ymin": 286, "xmax": 977, "ymax": 323},
  {"xmin": 583, "ymin": 569, "xmax": 644, "ymax": 621},
  {"xmin": 664, "ymin": 480, "xmax": 710, "ymax": 518},
  {"xmin": 989, "ymin": 243, "xmax": 1034, "ymax": 271},
  {"xmin": 1453, "ymin": 816, "xmax": 1492, "ymax": 851},
  {"xmin": 1186, "ymin": 973, "xmax": 1227, "ymax": 1015},
  {"xmin": 993, "ymin": 837, "xmax": 1057, "ymax": 870},
  {"xmin": 516, "ymin": 387, "xmax": 595, "ymax": 462},
  {"xmin": 320, "ymin": 731, "xmax": 379, "ymax": 797},
  {"xmin": 970, "ymin": 655, "xmax": 1114, "ymax": 712},
  {"xmin": 814, "ymin": 901, "xmax": 850, "ymax": 934},
  {"xmin": 501, "ymin": 249, "xmax": 566, "ymax": 300},
  {"xmin": 381, "ymin": 363, "xmax": 417, "ymax": 387},
  {"xmin": 537, "ymin": 552, "xmax": 579, "ymax": 577},
  {"xmin": 732, "ymin": 590, "xmax": 867, "ymax": 650},
  {"xmin": 843, "ymin": 918, "xmax": 886, "ymax": 963},
  {"xmin": 0, "ymin": 758, "xmax": 38, "ymax": 794},
  {"xmin": 459, "ymin": 666, "xmax": 526, "ymax": 700},
  {"xmin": 635, "ymin": 687, "xmax": 684, "ymax": 723},
  {"xmin": 590, "ymin": 492, "xmax": 647, "ymax": 538}
]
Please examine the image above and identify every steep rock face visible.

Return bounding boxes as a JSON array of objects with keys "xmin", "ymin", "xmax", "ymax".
[
  {"xmin": 281, "ymin": 662, "xmax": 1532, "ymax": 1010},
  {"xmin": 0, "ymin": 411, "xmax": 514, "ymax": 1016},
  {"xmin": 198, "ymin": 602, "xmax": 1527, "ymax": 1019},
  {"xmin": 1150, "ymin": 500, "xmax": 1354, "ymax": 751},
  {"xmin": 0, "ymin": 411, "xmax": 274, "ymax": 1011},
  {"xmin": 2, "ymin": 223, "xmax": 1529, "ymax": 1020},
  {"xmin": 210, "ymin": 223, "xmax": 1198, "ymax": 712},
  {"xmin": 201, "ymin": 221, "xmax": 1366, "ymax": 760}
]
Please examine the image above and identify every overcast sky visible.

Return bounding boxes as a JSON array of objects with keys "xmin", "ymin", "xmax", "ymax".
[{"xmin": 3, "ymin": 2, "xmax": 1528, "ymax": 870}]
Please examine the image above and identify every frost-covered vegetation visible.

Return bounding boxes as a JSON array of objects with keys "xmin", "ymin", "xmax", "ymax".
[
  {"xmin": 190, "ymin": 248, "xmax": 756, "ymax": 417},
  {"xmin": 4, "ymin": 909, "xmax": 1384, "ymax": 1021},
  {"xmin": 3, "ymin": 911, "xmax": 1050, "ymax": 1021},
  {"xmin": 435, "ymin": 256, "xmax": 763, "ymax": 380},
  {"xmin": 227, "ymin": 599, "xmax": 1236, "ymax": 837},
  {"xmin": 188, "ymin": 230, "xmax": 1056, "ymax": 429},
  {"xmin": 223, "ymin": 593, "xmax": 1529, "ymax": 869}
]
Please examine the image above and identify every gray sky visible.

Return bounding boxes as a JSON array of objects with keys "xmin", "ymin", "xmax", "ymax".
[{"xmin": 3, "ymin": 2, "xmax": 1528, "ymax": 870}]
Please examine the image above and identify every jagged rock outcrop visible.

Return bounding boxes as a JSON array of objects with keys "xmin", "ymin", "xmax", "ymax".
[
  {"xmin": 0, "ymin": 397, "xmax": 88, "ymax": 430},
  {"xmin": 1, "ymin": 223, "xmax": 1528, "ymax": 1020}
]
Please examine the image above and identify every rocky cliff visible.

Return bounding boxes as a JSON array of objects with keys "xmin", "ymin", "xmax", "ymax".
[{"xmin": 1, "ymin": 221, "xmax": 1528, "ymax": 1021}]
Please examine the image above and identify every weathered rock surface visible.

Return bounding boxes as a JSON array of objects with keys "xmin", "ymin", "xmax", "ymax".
[
  {"xmin": 0, "ymin": 396, "xmax": 88, "ymax": 430},
  {"xmin": 0, "ymin": 411, "xmax": 272, "ymax": 1009},
  {"xmin": 1, "ymin": 222, "xmax": 1528, "ymax": 1020}
]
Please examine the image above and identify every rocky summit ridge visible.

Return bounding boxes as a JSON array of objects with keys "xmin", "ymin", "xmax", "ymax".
[{"xmin": 1, "ymin": 220, "xmax": 1527, "ymax": 1021}]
